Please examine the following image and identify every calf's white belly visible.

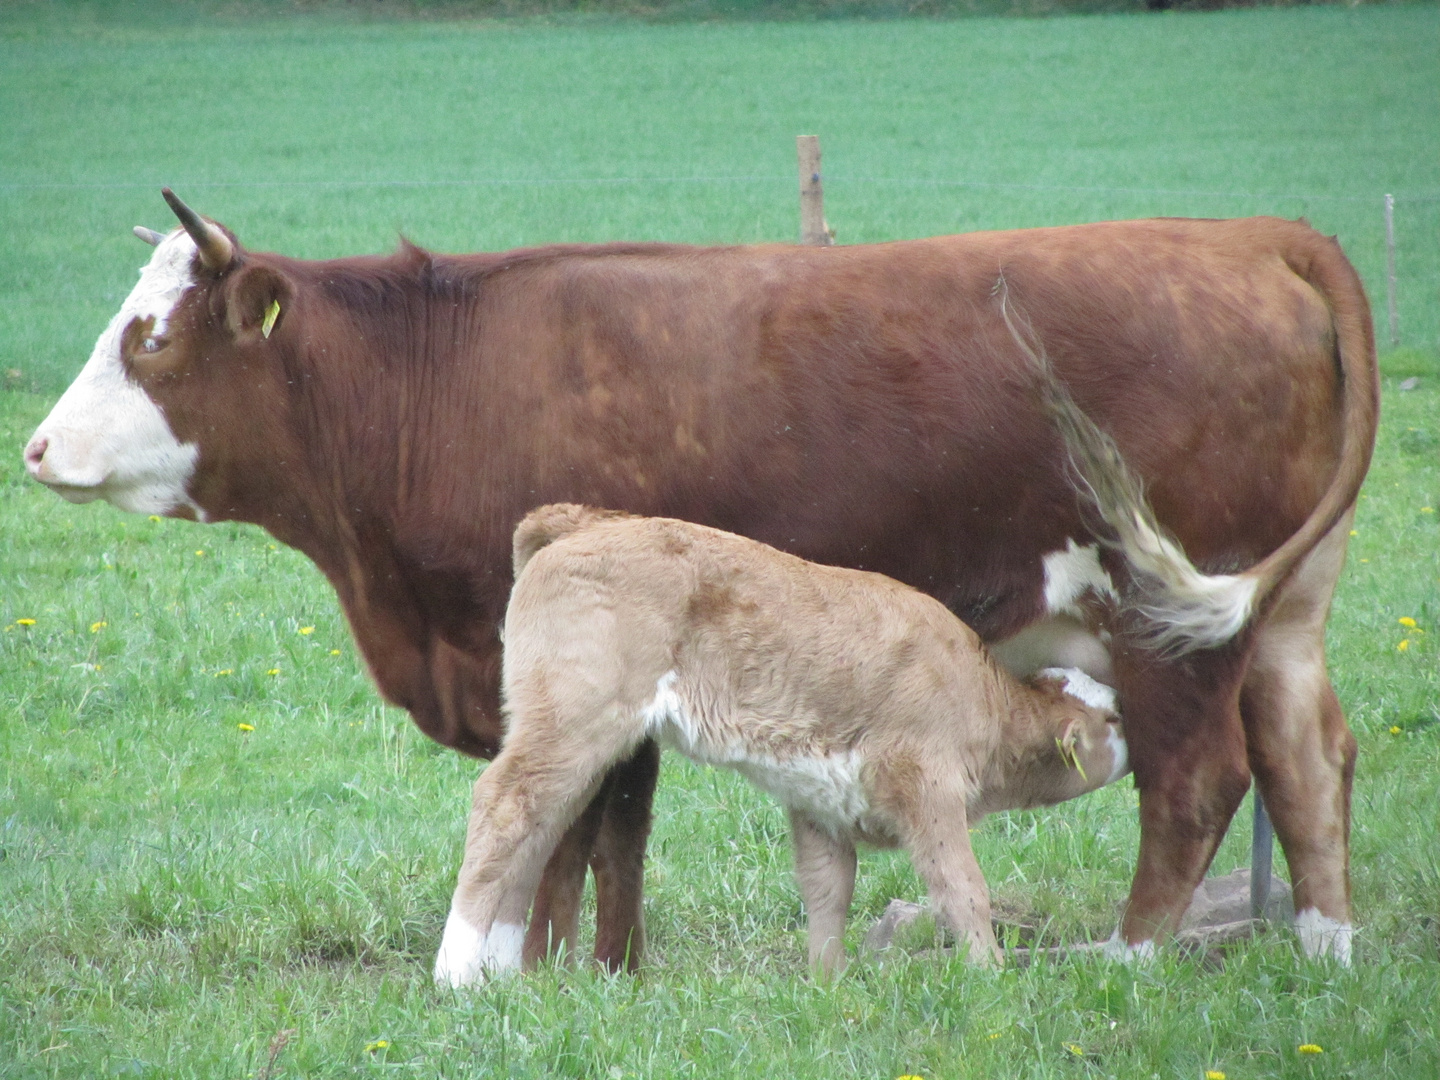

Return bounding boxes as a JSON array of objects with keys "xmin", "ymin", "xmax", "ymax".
[{"xmin": 641, "ymin": 671, "xmax": 882, "ymax": 838}]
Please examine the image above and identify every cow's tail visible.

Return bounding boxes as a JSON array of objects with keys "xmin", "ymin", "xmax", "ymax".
[
  {"xmin": 1002, "ymin": 239, "xmax": 1377, "ymax": 654},
  {"xmin": 512, "ymin": 503, "xmax": 639, "ymax": 578},
  {"xmin": 1027, "ymin": 350, "xmax": 1261, "ymax": 654}
]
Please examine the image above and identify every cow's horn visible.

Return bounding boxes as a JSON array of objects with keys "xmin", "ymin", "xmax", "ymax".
[
  {"xmin": 161, "ymin": 187, "xmax": 234, "ymax": 270},
  {"xmin": 133, "ymin": 226, "xmax": 166, "ymax": 247}
]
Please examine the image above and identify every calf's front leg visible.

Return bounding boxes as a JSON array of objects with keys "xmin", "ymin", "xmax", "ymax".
[
  {"xmin": 898, "ymin": 774, "xmax": 1001, "ymax": 966},
  {"xmin": 790, "ymin": 808, "xmax": 857, "ymax": 978}
]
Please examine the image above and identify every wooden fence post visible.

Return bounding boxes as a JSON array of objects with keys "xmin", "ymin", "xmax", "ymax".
[
  {"xmin": 1385, "ymin": 194, "xmax": 1398, "ymax": 346},
  {"xmin": 797, "ymin": 135, "xmax": 834, "ymax": 246}
]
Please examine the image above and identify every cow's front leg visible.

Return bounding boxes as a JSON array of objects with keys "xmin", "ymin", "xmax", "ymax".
[
  {"xmin": 789, "ymin": 808, "xmax": 857, "ymax": 978},
  {"xmin": 1111, "ymin": 649, "xmax": 1252, "ymax": 956},
  {"xmin": 590, "ymin": 739, "xmax": 661, "ymax": 973},
  {"xmin": 522, "ymin": 773, "xmax": 614, "ymax": 968}
]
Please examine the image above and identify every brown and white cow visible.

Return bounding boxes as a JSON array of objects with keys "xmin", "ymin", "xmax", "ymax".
[
  {"xmin": 438, "ymin": 504, "xmax": 1134, "ymax": 984},
  {"xmin": 24, "ymin": 190, "xmax": 1377, "ymax": 967}
]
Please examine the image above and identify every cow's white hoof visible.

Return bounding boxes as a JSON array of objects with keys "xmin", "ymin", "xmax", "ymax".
[
  {"xmin": 433, "ymin": 910, "xmax": 524, "ymax": 988},
  {"xmin": 1294, "ymin": 908, "xmax": 1354, "ymax": 966},
  {"xmin": 1101, "ymin": 929, "xmax": 1155, "ymax": 963}
]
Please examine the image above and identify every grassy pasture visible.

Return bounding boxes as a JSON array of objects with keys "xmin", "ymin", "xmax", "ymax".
[{"xmin": 2, "ymin": 4, "xmax": 1439, "ymax": 1077}]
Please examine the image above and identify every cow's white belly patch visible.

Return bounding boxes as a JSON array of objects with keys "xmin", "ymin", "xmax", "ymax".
[
  {"xmin": 1043, "ymin": 539, "xmax": 1118, "ymax": 618},
  {"xmin": 641, "ymin": 671, "xmax": 875, "ymax": 836}
]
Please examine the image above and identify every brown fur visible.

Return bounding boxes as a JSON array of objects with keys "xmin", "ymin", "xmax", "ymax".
[
  {"xmin": 439, "ymin": 509, "xmax": 1128, "ymax": 980},
  {"xmin": 34, "ymin": 212, "xmax": 1378, "ymax": 964}
]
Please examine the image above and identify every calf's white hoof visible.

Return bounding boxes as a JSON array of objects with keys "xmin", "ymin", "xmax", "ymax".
[{"xmin": 433, "ymin": 910, "xmax": 524, "ymax": 988}]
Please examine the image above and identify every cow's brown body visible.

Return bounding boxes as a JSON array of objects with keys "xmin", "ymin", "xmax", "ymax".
[{"xmin": 26, "ymin": 210, "xmax": 1377, "ymax": 965}]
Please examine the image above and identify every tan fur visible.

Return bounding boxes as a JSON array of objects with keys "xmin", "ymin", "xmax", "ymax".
[{"xmin": 438, "ymin": 510, "xmax": 1128, "ymax": 982}]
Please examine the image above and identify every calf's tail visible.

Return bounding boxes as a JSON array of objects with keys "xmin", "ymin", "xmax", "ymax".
[{"xmin": 512, "ymin": 503, "xmax": 639, "ymax": 577}]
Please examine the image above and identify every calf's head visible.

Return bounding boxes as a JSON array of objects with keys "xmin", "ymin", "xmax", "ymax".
[
  {"xmin": 24, "ymin": 190, "xmax": 298, "ymax": 524},
  {"xmin": 990, "ymin": 667, "xmax": 1130, "ymax": 812}
]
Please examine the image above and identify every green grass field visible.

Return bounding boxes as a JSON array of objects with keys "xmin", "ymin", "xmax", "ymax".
[{"xmin": 2, "ymin": 4, "xmax": 1439, "ymax": 1078}]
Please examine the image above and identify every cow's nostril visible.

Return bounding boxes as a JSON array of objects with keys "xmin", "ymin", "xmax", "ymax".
[{"xmin": 23, "ymin": 434, "xmax": 48, "ymax": 473}]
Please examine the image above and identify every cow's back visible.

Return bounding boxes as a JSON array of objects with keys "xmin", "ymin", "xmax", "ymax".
[{"xmin": 396, "ymin": 216, "xmax": 1355, "ymax": 648}]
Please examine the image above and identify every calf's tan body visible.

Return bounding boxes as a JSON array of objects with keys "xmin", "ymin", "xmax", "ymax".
[{"xmin": 436, "ymin": 506, "xmax": 1129, "ymax": 984}]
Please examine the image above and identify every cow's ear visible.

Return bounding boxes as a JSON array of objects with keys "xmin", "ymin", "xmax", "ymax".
[{"xmin": 224, "ymin": 264, "xmax": 293, "ymax": 342}]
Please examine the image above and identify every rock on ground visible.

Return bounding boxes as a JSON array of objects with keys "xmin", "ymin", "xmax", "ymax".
[{"xmin": 862, "ymin": 868, "xmax": 1294, "ymax": 955}]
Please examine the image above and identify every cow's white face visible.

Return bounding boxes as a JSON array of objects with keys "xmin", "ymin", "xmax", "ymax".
[{"xmin": 24, "ymin": 230, "xmax": 206, "ymax": 519}]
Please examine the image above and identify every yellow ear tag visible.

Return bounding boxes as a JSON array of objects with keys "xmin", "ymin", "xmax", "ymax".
[
  {"xmin": 1056, "ymin": 733, "xmax": 1087, "ymax": 782},
  {"xmin": 262, "ymin": 299, "xmax": 281, "ymax": 339}
]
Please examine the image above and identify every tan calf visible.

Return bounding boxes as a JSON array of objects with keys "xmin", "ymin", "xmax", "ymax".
[{"xmin": 434, "ymin": 506, "xmax": 1131, "ymax": 985}]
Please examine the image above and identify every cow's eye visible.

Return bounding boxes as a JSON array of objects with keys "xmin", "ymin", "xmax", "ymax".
[{"xmin": 142, "ymin": 336, "xmax": 164, "ymax": 353}]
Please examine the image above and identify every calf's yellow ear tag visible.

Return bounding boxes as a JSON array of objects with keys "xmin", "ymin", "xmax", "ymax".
[{"xmin": 262, "ymin": 299, "xmax": 281, "ymax": 339}]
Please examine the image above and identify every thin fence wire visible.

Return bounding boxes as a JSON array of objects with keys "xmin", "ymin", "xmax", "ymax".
[{"xmin": 3, "ymin": 175, "xmax": 1440, "ymax": 204}]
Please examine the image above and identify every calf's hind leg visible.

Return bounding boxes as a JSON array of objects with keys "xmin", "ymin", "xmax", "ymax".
[
  {"xmin": 790, "ymin": 809, "xmax": 857, "ymax": 977},
  {"xmin": 521, "ymin": 772, "xmax": 614, "ymax": 969},
  {"xmin": 435, "ymin": 707, "xmax": 643, "ymax": 988}
]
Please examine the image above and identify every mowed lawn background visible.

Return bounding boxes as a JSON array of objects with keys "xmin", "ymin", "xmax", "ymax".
[{"xmin": 2, "ymin": 4, "xmax": 1438, "ymax": 1077}]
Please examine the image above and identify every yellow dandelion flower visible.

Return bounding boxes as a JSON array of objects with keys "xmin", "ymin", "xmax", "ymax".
[
  {"xmin": 1399, "ymin": 617, "xmax": 1418, "ymax": 628},
  {"xmin": 148, "ymin": 515, "xmax": 161, "ymax": 522},
  {"xmin": 267, "ymin": 668, "xmax": 280, "ymax": 676},
  {"xmin": 365, "ymin": 1040, "xmax": 389, "ymax": 1053},
  {"xmin": 299, "ymin": 626, "xmax": 315, "ymax": 635},
  {"xmin": 1422, "ymin": 507, "xmax": 1435, "ymax": 514},
  {"xmin": 988, "ymin": 1031, "xmax": 1004, "ymax": 1040},
  {"xmin": 1298, "ymin": 1044, "xmax": 1323, "ymax": 1055},
  {"xmin": 1390, "ymin": 726, "xmax": 1402, "ymax": 735},
  {"xmin": 1349, "ymin": 529, "xmax": 1358, "ymax": 536},
  {"xmin": 90, "ymin": 621, "xmax": 107, "ymax": 633},
  {"xmin": 216, "ymin": 668, "xmax": 234, "ymax": 676},
  {"xmin": 330, "ymin": 648, "xmax": 341, "ymax": 656},
  {"xmin": 16, "ymin": 618, "xmax": 35, "ymax": 626},
  {"xmin": 1063, "ymin": 1043, "xmax": 1085, "ymax": 1057},
  {"xmin": 1398, "ymin": 639, "xmax": 1410, "ymax": 652},
  {"xmin": 1206, "ymin": 1071, "xmax": 1227, "ymax": 1080},
  {"xmin": 895, "ymin": 1075, "xmax": 925, "ymax": 1080},
  {"xmin": 194, "ymin": 549, "xmax": 205, "ymax": 557},
  {"xmin": 237, "ymin": 723, "xmax": 255, "ymax": 732}
]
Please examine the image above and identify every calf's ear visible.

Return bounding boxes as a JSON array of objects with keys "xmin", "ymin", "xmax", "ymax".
[{"xmin": 223, "ymin": 265, "xmax": 293, "ymax": 342}]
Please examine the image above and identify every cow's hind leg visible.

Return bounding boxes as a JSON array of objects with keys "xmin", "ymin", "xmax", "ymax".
[
  {"xmin": 590, "ymin": 739, "xmax": 661, "ymax": 973},
  {"xmin": 1112, "ymin": 648, "xmax": 1252, "ymax": 955},
  {"xmin": 789, "ymin": 808, "xmax": 858, "ymax": 977},
  {"xmin": 1241, "ymin": 513, "xmax": 1357, "ymax": 962}
]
